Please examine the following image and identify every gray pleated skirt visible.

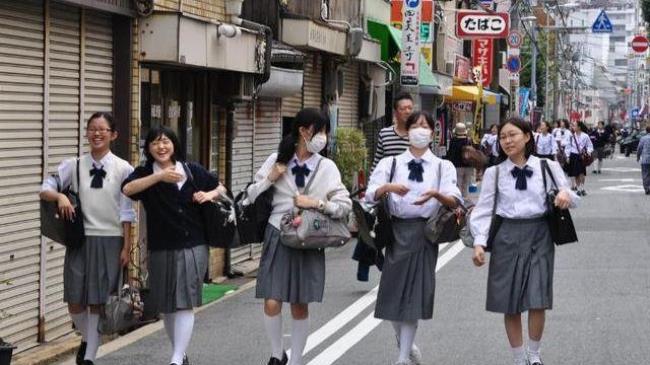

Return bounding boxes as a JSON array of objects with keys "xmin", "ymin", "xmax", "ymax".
[
  {"xmin": 63, "ymin": 236, "xmax": 123, "ymax": 306},
  {"xmin": 375, "ymin": 218, "xmax": 439, "ymax": 322},
  {"xmin": 148, "ymin": 244, "xmax": 209, "ymax": 314},
  {"xmin": 255, "ymin": 225, "xmax": 326, "ymax": 304},
  {"xmin": 487, "ymin": 216, "xmax": 555, "ymax": 314}
]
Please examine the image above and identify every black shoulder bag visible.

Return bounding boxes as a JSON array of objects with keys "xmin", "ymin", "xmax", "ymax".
[
  {"xmin": 541, "ymin": 160, "xmax": 578, "ymax": 245},
  {"xmin": 425, "ymin": 162, "xmax": 463, "ymax": 245},
  {"xmin": 374, "ymin": 157, "xmax": 397, "ymax": 250},
  {"xmin": 40, "ymin": 158, "xmax": 85, "ymax": 249},
  {"xmin": 234, "ymin": 183, "xmax": 274, "ymax": 246},
  {"xmin": 184, "ymin": 163, "xmax": 236, "ymax": 248}
]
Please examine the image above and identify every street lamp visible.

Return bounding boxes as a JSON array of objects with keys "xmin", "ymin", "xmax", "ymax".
[{"xmin": 522, "ymin": 16, "xmax": 538, "ymax": 115}]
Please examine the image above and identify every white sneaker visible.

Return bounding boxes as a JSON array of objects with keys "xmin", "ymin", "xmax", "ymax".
[
  {"xmin": 409, "ymin": 344, "xmax": 422, "ymax": 365},
  {"xmin": 514, "ymin": 358, "xmax": 529, "ymax": 365},
  {"xmin": 527, "ymin": 351, "xmax": 543, "ymax": 365}
]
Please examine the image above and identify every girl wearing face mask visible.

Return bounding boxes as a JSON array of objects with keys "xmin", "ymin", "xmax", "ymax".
[
  {"xmin": 247, "ymin": 108, "xmax": 352, "ymax": 365},
  {"xmin": 366, "ymin": 111, "xmax": 462, "ymax": 365}
]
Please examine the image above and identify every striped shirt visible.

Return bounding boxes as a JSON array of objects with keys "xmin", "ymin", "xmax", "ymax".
[{"xmin": 371, "ymin": 126, "xmax": 410, "ymax": 171}]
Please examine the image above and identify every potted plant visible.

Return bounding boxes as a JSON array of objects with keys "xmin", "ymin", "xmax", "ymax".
[{"xmin": 0, "ymin": 279, "xmax": 16, "ymax": 365}]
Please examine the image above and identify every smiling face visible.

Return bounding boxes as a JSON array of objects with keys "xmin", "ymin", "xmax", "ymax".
[
  {"xmin": 148, "ymin": 134, "xmax": 175, "ymax": 165},
  {"xmin": 499, "ymin": 123, "xmax": 531, "ymax": 158},
  {"xmin": 86, "ymin": 116, "xmax": 117, "ymax": 152}
]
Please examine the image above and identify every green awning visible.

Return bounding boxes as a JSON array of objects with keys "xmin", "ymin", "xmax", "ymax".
[{"xmin": 367, "ymin": 19, "xmax": 439, "ymax": 91}]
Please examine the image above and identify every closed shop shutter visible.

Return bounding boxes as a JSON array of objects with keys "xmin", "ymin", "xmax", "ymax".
[
  {"xmin": 337, "ymin": 61, "xmax": 360, "ymax": 129},
  {"xmin": 281, "ymin": 93, "xmax": 302, "ymax": 119},
  {"xmin": 0, "ymin": 0, "xmax": 44, "ymax": 351},
  {"xmin": 302, "ymin": 53, "xmax": 322, "ymax": 110},
  {"xmin": 253, "ymin": 98, "xmax": 282, "ymax": 171}
]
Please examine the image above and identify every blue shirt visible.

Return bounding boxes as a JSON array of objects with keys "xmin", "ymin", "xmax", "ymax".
[{"xmin": 637, "ymin": 134, "xmax": 650, "ymax": 165}]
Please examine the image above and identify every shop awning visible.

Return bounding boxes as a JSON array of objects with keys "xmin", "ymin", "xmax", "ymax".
[
  {"xmin": 446, "ymin": 86, "xmax": 498, "ymax": 105},
  {"xmin": 367, "ymin": 20, "xmax": 440, "ymax": 93}
]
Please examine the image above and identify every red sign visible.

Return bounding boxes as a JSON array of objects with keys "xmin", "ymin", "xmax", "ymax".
[
  {"xmin": 456, "ymin": 11, "xmax": 510, "ymax": 39},
  {"xmin": 390, "ymin": 0, "xmax": 433, "ymax": 27},
  {"xmin": 632, "ymin": 35, "xmax": 649, "ymax": 53},
  {"xmin": 472, "ymin": 38, "xmax": 493, "ymax": 87},
  {"xmin": 454, "ymin": 55, "xmax": 471, "ymax": 82}
]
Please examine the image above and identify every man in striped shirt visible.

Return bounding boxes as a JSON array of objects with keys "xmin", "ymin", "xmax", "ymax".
[{"xmin": 354, "ymin": 92, "xmax": 414, "ymax": 282}]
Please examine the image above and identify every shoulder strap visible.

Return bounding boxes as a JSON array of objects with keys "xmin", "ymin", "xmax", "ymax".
[
  {"xmin": 437, "ymin": 159, "xmax": 443, "ymax": 190},
  {"xmin": 182, "ymin": 162, "xmax": 199, "ymax": 191},
  {"xmin": 491, "ymin": 166, "xmax": 499, "ymax": 218},
  {"xmin": 302, "ymin": 157, "xmax": 324, "ymax": 196},
  {"xmin": 541, "ymin": 159, "xmax": 559, "ymax": 190},
  {"xmin": 388, "ymin": 157, "xmax": 397, "ymax": 183},
  {"xmin": 74, "ymin": 158, "xmax": 80, "ymax": 193}
]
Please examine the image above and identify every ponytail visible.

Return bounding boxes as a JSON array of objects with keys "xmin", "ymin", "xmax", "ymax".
[
  {"xmin": 277, "ymin": 134, "xmax": 296, "ymax": 164},
  {"xmin": 276, "ymin": 108, "xmax": 329, "ymax": 164}
]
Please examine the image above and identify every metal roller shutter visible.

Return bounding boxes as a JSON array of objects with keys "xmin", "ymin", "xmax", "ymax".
[
  {"xmin": 338, "ymin": 61, "xmax": 360, "ymax": 129},
  {"xmin": 281, "ymin": 93, "xmax": 302, "ymax": 119},
  {"xmin": 0, "ymin": 0, "xmax": 44, "ymax": 351},
  {"xmin": 302, "ymin": 53, "xmax": 322, "ymax": 110},
  {"xmin": 253, "ymin": 98, "xmax": 282, "ymax": 171}
]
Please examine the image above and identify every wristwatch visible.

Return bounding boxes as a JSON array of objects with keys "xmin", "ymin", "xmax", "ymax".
[{"xmin": 317, "ymin": 200, "xmax": 325, "ymax": 211}]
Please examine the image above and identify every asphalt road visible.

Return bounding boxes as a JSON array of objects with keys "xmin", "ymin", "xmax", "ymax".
[{"xmin": 64, "ymin": 153, "xmax": 650, "ymax": 365}]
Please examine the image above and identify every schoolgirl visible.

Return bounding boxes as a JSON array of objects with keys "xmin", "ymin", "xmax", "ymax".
[
  {"xmin": 534, "ymin": 121, "xmax": 558, "ymax": 160},
  {"xmin": 551, "ymin": 119, "xmax": 570, "ymax": 148},
  {"xmin": 565, "ymin": 121, "xmax": 594, "ymax": 195},
  {"xmin": 366, "ymin": 111, "xmax": 462, "ymax": 365},
  {"xmin": 589, "ymin": 121, "xmax": 610, "ymax": 174},
  {"xmin": 122, "ymin": 126, "xmax": 226, "ymax": 365},
  {"xmin": 470, "ymin": 117, "xmax": 578, "ymax": 365},
  {"xmin": 40, "ymin": 112, "xmax": 136, "ymax": 365},
  {"xmin": 481, "ymin": 124, "xmax": 500, "ymax": 166},
  {"xmin": 247, "ymin": 108, "xmax": 352, "ymax": 365}
]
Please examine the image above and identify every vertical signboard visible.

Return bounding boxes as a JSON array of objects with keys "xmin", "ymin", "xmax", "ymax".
[
  {"xmin": 472, "ymin": 38, "xmax": 493, "ymax": 87},
  {"xmin": 400, "ymin": 0, "xmax": 421, "ymax": 86}
]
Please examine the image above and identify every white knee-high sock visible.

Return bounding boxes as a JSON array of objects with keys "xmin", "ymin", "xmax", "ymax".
[
  {"xmin": 264, "ymin": 313, "xmax": 284, "ymax": 359},
  {"xmin": 289, "ymin": 318, "xmax": 309, "ymax": 365},
  {"xmin": 527, "ymin": 339, "xmax": 542, "ymax": 362},
  {"xmin": 163, "ymin": 313, "xmax": 176, "ymax": 346},
  {"xmin": 70, "ymin": 311, "xmax": 88, "ymax": 342},
  {"xmin": 84, "ymin": 313, "xmax": 100, "ymax": 361},
  {"xmin": 171, "ymin": 310, "xmax": 194, "ymax": 365},
  {"xmin": 397, "ymin": 321, "xmax": 417, "ymax": 362}
]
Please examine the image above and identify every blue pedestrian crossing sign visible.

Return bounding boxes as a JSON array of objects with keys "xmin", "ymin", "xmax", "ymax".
[{"xmin": 592, "ymin": 10, "xmax": 613, "ymax": 33}]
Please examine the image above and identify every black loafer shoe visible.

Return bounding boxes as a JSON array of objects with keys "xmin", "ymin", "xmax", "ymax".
[
  {"xmin": 83, "ymin": 361, "xmax": 95, "ymax": 365},
  {"xmin": 76, "ymin": 341, "xmax": 87, "ymax": 365},
  {"xmin": 182, "ymin": 354, "xmax": 189, "ymax": 365},
  {"xmin": 281, "ymin": 352, "xmax": 288, "ymax": 365},
  {"xmin": 266, "ymin": 352, "xmax": 288, "ymax": 365}
]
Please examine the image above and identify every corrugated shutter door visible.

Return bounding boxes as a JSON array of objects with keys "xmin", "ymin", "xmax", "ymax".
[
  {"xmin": 44, "ymin": 2, "xmax": 82, "ymax": 341},
  {"xmin": 0, "ymin": 0, "xmax": 44, "ymax": 351},
  {"xmin": 281, "ymin": 93, "xmax": 302, "ymax": 119},
  {"xmin": 338, "ymin": 61, "xmax": 360, "ymax": 129},
  {"xmin": 302, "ymin": 54, "xmax": 322, "ymax": 110},
  {"xmin": 83, "ymin": 10, "xmax": 113, "ymax": 136},
  {"xmin": 254, "ymin": 98, "xmax": 281, "ymax": 171}
]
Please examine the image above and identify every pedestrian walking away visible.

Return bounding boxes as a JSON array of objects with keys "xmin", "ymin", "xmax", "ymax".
[
  {"xmin": 636, "ymin": 125, "xmax": 650, "ymax": 195},
  {"xmin": 481, "ymin": 124, "xmax": 500, "ymax": 166},
  {"xmin": 565, "ymin": 121, "xmax": 594, "ymax": 196},
  {"xmin": 445, "ymin": 123, "xmax": 474, "ymax": 199},
  {"xmin": 366, "ymin": 111, "xmax": 462, "ymax": 365},
  {"xmin": 39, "ymin": 112, "xmax": 136, "ymax": 365},
  {"xmin": 534, "ymin": 121, "xmax": 557, "ymax": 160},
  {"xmin": 470, "ymin": 117, "xmax": 579, "ymax": 365},
  {"xmin": 121, "ymin": 126, "xmax": 227, "ymax": 365},
  {"xmin": 353, "ymin": 91, "xmax": 413, "ymax": 283},
  {"xmin": 589, "ymin": 121, "xmax": 611, "ymax": 174},
  {"xmin": 247, "ymin": 108, "xmax": 352, "ymax": 365}
]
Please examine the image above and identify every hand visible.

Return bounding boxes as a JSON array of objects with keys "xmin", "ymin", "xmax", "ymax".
[
  {"xmin": 294, "ymin": 194, "xmax": 318, "ymax": 209},
  {"xmin": 120, "ymin": 248, "xmax": 130, "ymax": 268},
  {"xmin": 193, "ymin": 190, "xmax": 218, "ymax": 204},
  {"xmin": 472, "ymin": 246, "xmax": 486, "ymax": 267},
  {"xmin": 554, "ymin": 190, "xmax": 572, "ymax": 209},
  {"xmin": 413, "ymin": 189, "xmax": 439, "ymax": 205},
  {"xmin": 385, "ymin": 183, "xmax": 410, "ymax": 196},
  {"xmin": 57, "ymin": 194, "xmax": 75, "ymax": 221},
  {"xmin": 267, "ymin": 163, "xmax": 288, "ymax": 182},
  {"xmin": 158, "ymin": 166, "xmax": 184, "ymax": 184}
]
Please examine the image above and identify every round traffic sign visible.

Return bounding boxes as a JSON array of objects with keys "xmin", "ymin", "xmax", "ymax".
[
  {"xmin": 632, "ymin": 35, "xmax": 649, "ymax": 53},
  {"xmin": 507, "ymin": 30, "xmax": 523, "ymax": 48},
  {"xmin": 506, "ymin": 55, "xmax": 521, "ymax": 73}
]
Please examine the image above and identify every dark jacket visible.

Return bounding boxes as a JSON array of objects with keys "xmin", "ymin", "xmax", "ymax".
[
  {"xmin": 445, "ymin": 136, "xmax": 472, "ymax": 167},
  {"xmin": 122, "ymin": 162, "xmax": 219, "ymax": 251},
  {"xmin": 590, "ymin": 129, "xmax": 610, "ymax": 149}
]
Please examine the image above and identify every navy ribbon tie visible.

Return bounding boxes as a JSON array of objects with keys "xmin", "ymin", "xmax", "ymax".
[
  {"xmin": 511, "ymin": 165, "xmax": 533, "ymax": 190},
  {"xmin": 89, "ymin": 165, "xmax": 106, "ymax": 188},
  {"xmin": 291, "ymin": 164, "xmax": 311, "ymax": 188},
  {"xmin": 407, "ymin": 160, "xmax": 424, "ymax": 182}
]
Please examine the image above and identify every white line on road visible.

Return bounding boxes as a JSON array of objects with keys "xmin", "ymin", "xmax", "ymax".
[
  {"xmin": 305, "ymin": 241, "xmax": 465, "ymax": 365},
  {"xmin": 598, "ymin": 178, "xmax": 637, "ymax": 182}
]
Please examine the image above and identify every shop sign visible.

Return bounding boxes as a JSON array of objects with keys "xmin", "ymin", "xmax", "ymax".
[
  {"xmin": 400, "ymin": 0, "xmax": 422, "ymax": 86},
  {"xmin": 454, "ymin": 55, "xmax": 471, "ymax": 82},
  {"xmin": 456, "ymin": 11, "xmax": 509, "ymax": 39},
  {"xmin": 453, "ymin": 101, "xmax": 474, "ymax": 112},
  {"xmin": 472, "ymin": 38, "xmax": 493, "ymax": 87}
]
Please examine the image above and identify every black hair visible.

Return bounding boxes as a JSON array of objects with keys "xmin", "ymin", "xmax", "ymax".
[
  {"xmin": 558, "ymin": 119, "xmax": 569, "ymax": 129},
  {"xmin": 87, "ymin": 112, "xmax": 116, "ymax": 132},
  {"xmin": 496, "ymin": 117, "xmax": 535, "ymax": 163},
  {"xmin": 577, "ymin": 121, "xmax": 588, "ymax": 133},
  {"xmin": 143, "ymin": 126, "xmax": 184, "ymax": 165},
  {"xmin": 539, "ymin": 120, "xmax": 550, "ymax": 130},
  {"xmin": 489, "ymin": 124, "xmax": 498, "ymax": 132},
  {"xmin": 277, "ymin": 108, "xmax": 329, "ymax": 164},
  {"xmin": 646, "ymin": 125, "xmax": 650, "ymax": 133},
  {"xmin": 405, "ymin": 111, "xmax": 435, "ymax": 130},
  {"xmin": 393, "ymin": 91, "xmax": 414, "ymax": 109}
]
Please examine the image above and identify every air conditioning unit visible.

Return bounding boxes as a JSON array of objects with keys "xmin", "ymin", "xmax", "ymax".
[
  {"xmin": 445, "ymin": 62, "xmax": 455, "ymax": 76},
  {"xmin": 347, "ymin": 28, "xmax": 364, "ymax": 57}
]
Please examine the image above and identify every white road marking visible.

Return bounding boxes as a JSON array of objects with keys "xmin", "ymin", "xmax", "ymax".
[
  {"xmin": 305, "ymin": 241, "xmax": 465, "ymax": 365},
  {"xmin": 601, "ymin": 184, "xmax": 646, "ymax": 193},
  {"xmin": 600, "ymin": 167, "xmax": 641, "ymax": 173}
]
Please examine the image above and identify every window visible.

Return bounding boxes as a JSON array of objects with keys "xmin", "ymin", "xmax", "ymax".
[
  {"xmin": 615, "ymin": 59, "xmax": 628, "ymax": 66},
  {"xmin": 610, "ymin": 36, "xmax": 625, "ymax": 43},
  {"xmin": 609, "ymin": 43, "xmax": 616, "ymax": 52}
]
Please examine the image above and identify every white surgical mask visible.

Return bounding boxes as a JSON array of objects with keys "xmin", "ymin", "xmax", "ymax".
[
  {"xmin": 305, "ymin": 132, "xmax": 327, "ymax": 153},
  {"xmin": 408, "ymin": 127, "xmax": 432, "ymax": 149}
]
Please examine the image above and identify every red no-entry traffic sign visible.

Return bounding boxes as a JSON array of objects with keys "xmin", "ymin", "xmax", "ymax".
[{"xmin": 632, "ymin": 35, "xmax": 649, "ymax": 53}]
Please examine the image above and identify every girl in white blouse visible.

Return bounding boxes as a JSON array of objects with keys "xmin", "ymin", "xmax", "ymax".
[
  {"xmin": 534, "ymin": 121, "xmax": 558, "ymax": 160},
  {"xmin": 565, "ymin": 121, "xmax": 594, "ymax": 195},
  {"xmin": 366, "ymin": 111, "xmax": 462, "ymax": 365},
  {"xmin": 470, "ymin": 117, "xmax": 578, "ymax": 365}
]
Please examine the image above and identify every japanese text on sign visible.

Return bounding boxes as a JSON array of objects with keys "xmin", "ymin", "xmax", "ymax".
[
  {"xmin": 472, "ymin": 38, "xmax": 493, "ymax": 87},
  {"xmin": 456, "ymin": 11, "xmax": 510, "ymax": 38},
  {"xmin": 400, "ymin": 0, "xmax": 421, "ymax": 86}
]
